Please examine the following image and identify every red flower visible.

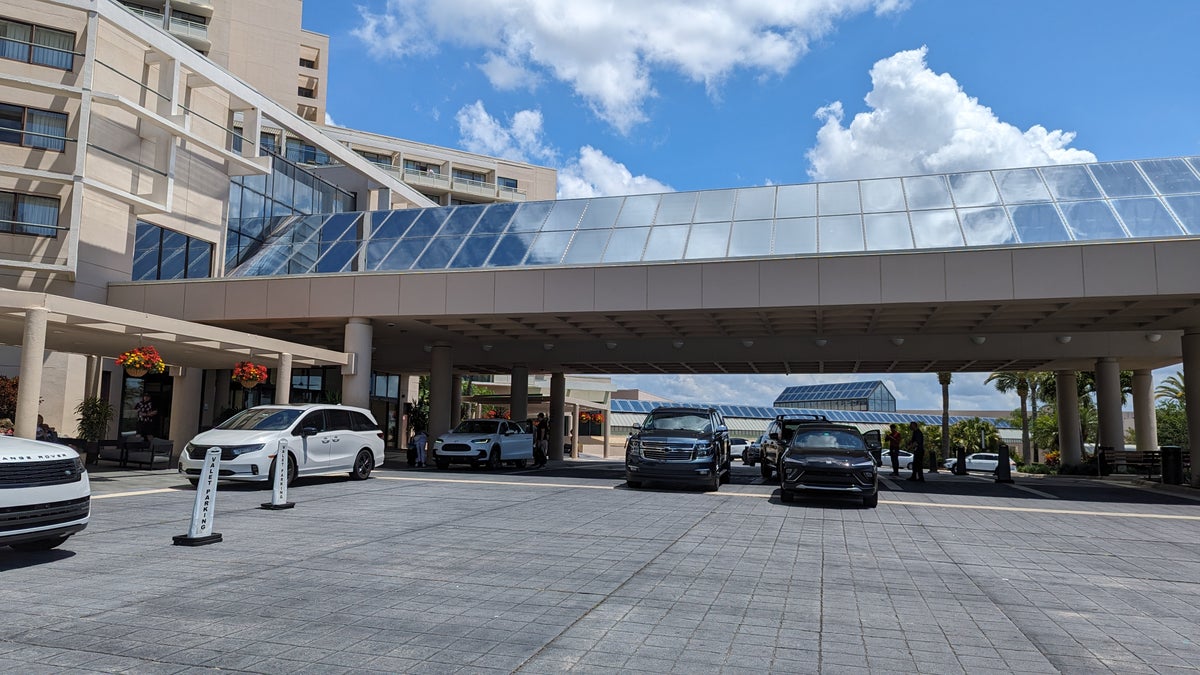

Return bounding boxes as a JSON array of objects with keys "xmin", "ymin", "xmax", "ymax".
[{"xmin": 232, "ymin": 361, "xmax": 269, "ymax": 384}]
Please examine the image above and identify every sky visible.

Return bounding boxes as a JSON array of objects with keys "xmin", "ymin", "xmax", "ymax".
[{"xmin": 301, "ymin": 0, "xmax": 1199, "ymax": 412}]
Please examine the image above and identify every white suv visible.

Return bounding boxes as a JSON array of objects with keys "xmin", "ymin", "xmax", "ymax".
[
  {"xmin": 1, "ymin": 436, "xmax": 90, "ymax": 551},
  {"xmin": 179, "ymin": 404, "xmax": 385, "ymax": 486}
]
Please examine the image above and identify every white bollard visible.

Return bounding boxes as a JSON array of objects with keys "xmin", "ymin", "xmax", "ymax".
[
  {"xmin": 261, "ymin": 438, "xmax": 295, "ymax": 510},
  {"xmin": 173, "ymin": 447, "xmax": 223, "ymax": 546}
]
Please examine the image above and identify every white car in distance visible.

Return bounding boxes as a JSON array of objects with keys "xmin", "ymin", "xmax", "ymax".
[{"xmin": 433, "ymin": 419, "xmax": 534, "ymax": 470}]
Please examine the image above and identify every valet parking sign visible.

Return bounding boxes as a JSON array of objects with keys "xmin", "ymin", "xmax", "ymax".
[{"xmin": 173, "ymin": 447, "xmax": 223, "ymax": 546}]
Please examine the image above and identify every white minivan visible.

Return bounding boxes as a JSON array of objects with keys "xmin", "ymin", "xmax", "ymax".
[
  {"xmin": 179, "ymin": 404, "xmax": 385, "ymax": 486},
  {"xmin": 1, "ymin": 436, "xmax": 90, "ymax": 551}
]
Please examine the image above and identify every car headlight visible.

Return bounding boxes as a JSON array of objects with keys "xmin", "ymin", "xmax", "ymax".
[
  {"xmin": 472, "ymin": 438, "xmax": 491, "ymax": 444},
  {"xmin": 71, "ymin": 454, "xmax": 86, "ymax": 475},
  {"xmin": 434, "ymin": 439, "xmax": 444, "ymax": 447},
  {"xmin": 695, "ymin": 442, "xmax": 714, "ymax": 457},
  {"xmin": 627, "ymin": 439, "xmax": 641, "ymax": 456},
  {"xmin": 226, "ymin": 444, "xmax": 265, "ymax": 456}
]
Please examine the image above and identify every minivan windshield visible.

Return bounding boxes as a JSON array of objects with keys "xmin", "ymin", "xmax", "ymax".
[
  {"xmin": 791, "ymin": 429, "xmax": 865, "ymax": 451},
  {"xmin": 452, "ymin": 420, "xmax": 500, "ymax": 434},
  {"xmin": 217, "ymin": 408, "xmax": 302, "ymax": 431},
  {"xmin": 641, "ymin": 411, "xmax": 711, "ymax": 433}
]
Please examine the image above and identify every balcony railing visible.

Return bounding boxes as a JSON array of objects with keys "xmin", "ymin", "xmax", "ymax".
[
  {"xmin": 168, "ymin": 16, "xmax": 208, "ymax": 40},
  {"xmin": 122, "ymin": 5, "xmax": 165, "ymax": 25},
  {"xmin": 404, "ymin": 167, "xmax": 451, "ymax": 190}
]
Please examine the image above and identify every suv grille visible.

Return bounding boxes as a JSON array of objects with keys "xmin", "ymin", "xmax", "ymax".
[
  {"xmin": 188, "ymin": 445, "xmax": 238, "ymax": 461},
  {"xmin": 640, "ymin": 442, "xmax": 695, "ymax": 461},
  {"xmin": 0, "ymin": 459, "xmax": 84, "ymax": 488},
  {"xmin": 0, "ymin": 496, "xmax": 90, "ymax": 533}
]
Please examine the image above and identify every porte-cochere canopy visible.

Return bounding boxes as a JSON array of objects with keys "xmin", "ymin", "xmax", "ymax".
[{"xmin": 227, "ymin": 156, "xmax": 1200, "ymax": 277}]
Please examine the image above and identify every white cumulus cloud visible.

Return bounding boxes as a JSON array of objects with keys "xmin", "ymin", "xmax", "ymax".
[
  {"xmin": 355, "ymin": 0, "xmax": 909, "ymax": 133},
  {"xmin": 806, "ymin": 46, "xmax": 1096, "ymax": 181},
  {"xmin": 558, "ymin": 146, "xmax": 673, "ymax": 198}
]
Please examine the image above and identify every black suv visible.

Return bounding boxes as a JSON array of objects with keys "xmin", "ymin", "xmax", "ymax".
[
  {"xmin": 769, "ymin": 416, "xmax": 882, "ymax": 508},
  {"xmin": 625, "ymin": 406, "xmax": 731, "ymax": 491}
]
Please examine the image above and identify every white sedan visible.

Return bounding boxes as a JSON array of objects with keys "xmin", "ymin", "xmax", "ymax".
[
  {"xmin": 729, "ymin": 438, "xmax": 749, "ymax": 460},
  {"xmin": 878, "ymin": 449, "xmax": 917, "ymax": 470},
  {"xmin": 946, "ymin": 452, "xmax": 1017, "ymax": 473}
]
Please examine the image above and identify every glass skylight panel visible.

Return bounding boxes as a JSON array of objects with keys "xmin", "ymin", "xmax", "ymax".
[
  {"xmin": 407, "ymin": 207, "xmax": 454, "ymax": 237},
  {"xmin": 378, "ymin": 238, "xmax": 428, "ymax": 270},
  {"xmin": 578, "ymin": 197, "xmax": 622, "ymax": 229},
  {"xmin": 643, "ymin": 224, "xmax": 689, "ymax": 261},
  {"xmin": 819, "ymin": 215, "xmax": 865, "ymax": 252},
  {"xmin": 1089, "ymin": 161, "xmax": 1153, "ymax": 197},
  {"xmin": 371, "ymin": 209, "xmax": 419, "ymax": 238},
  {"xmin": 728, "ymin": 220, "xmax": 772, "ymax": 257},
  {"xmin": 603, "ymin": 227, "xmax": 649, "ymax": 262},
  {"xmin": 541, "ymin": 199, "xmax": 589, "ymax": 231},
  {"xmin": 734, "ymin": 187, "xmax": 776, "ymax": 220},
  {"xmin": 439, "ymin": 205, "xmax": 486, "ymax": 235},
  {"xmin": 1059, "ymin": 201, "xmax": 1127, "ymax": 240},
  {"xmin": 903, "ymin": 175, "xmax": 953, "ymax": 210},
  {"xmin": 910, "ymin": 210, "xmax": 964, "ymax": 248},
  {"xmin": 958, "ymin": 206, "xmax": 1017, "ymax": 246},
  {"xmin": 864, "ymin": 212, "xmax": 914, "ymax": 250},
  {"xmin": 562, "ymin": 229, "xmax": 612, "ymax": 264},
  {"xmin": 1112, "ymin": 198, "xmax": 1185, "ymax": 237},
  {"xmin": 449, "ymin": 235, "xmax": 500, "ymax": 268},
  {"xmin": 818, "ymin": 181, "xmax": 861, "ymax": 215},
  {"xmin": 860, "ymin": 179, "xmax": 906, "ymax": 213},
  {"xmin": 772, "ymin": 217, "xmax": 817, "ymax": 254},
  {"xmin": 995, "ymin": 169, "xmax": 1052, "ymax": 204},
  {"xmin": 524, "ymin": 230, "xmax": 573, "ymax": 265},
  {"xmin": 321, "ymin": 213, "xmax": 360, "ymax": 241},
  {"xmin": 412, "ymin": 237, "xmax": 462, "ymax": 269},
  {"xmin": 1038, "ymin": 165, "xmax": 1102, "ymax": 200},
  {"xmin": 473, "ymin": 202, "xmax": 519, "ymax": 234},
  {"xmin": 776, "ymin": 184, "xmax": 816, "ymax": 218},
  {"xmin": 616, "ymin": 194, "xmax": 662, "ymax": 227},
  {"xmin": 684, "ymin": 222, "xmax": 731, "ymax": 259},
  {"xmin": 1009, "ymin": 203, "xmax": 1069, "ymax": 243},
  {"xmin": 507, "ymin": 201, "xmax": 554, "ymax": 232},
  {"xmin": 365, "ymin": 238, "xmax": 398, "ymax": 270},
  {"xmin": 655, "ymin": 192, "xmax": 698, "ymax": 225},
  {"xmin": 486, "ymin": 233, "xmax": 536, "ymax": 267},
  {"xmin": 949, "ymin": 172, "xmax": 1000, "ymax": 207},
  {"xmin": 1164, "ymin": 195, "xmax": 1200, "ymax": 234},
  {"xmin": 694, "ymin": 189, "xmax": 736, "ymax": 223},
  {"xmin": 1138, "ymin": 158, "xmax": 1200, "ymax": 194}
]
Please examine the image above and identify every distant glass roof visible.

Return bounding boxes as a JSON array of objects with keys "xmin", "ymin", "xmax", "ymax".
[
  {"xmin": 609, "ymin": 398, "xmax": 1007, "ymax": 428},
  {"xmin": 226, "ymin": 156, "xmax": 1200, "ymax": 277},
  {"xmin": 774, "ymin": 381, "xmax": 884, "ymax": 405}
]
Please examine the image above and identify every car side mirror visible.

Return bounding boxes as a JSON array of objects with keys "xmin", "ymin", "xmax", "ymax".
[
  {"xmin": 769, "ymin": 432, "xmax": 779, "ymax": 441},
  {"xmin": 715, "ymin": 425, "xmax": 728, "ymax": 434},
  {"xmin": 632, "ymin": 423, "xmax": 641, "ymax": 430},
  {"xmin": 299, "ymin": 426, "xmax": 318, "ymax": 438},
  {"xmin": 862, "ymin": 429, "xmax": 882, "ymax": 450}
]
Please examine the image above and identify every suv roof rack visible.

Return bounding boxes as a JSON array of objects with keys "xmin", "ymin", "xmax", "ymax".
[{"xmin": 775, "ymin": 413, "xmax": 829, "ymax": 423}]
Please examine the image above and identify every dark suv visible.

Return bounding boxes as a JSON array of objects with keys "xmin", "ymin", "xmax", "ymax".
[
  {"xmin": 772, "ymin": 418, "xmax": 882, "ymax": 508},
  {"xmin": 758, "ymin": 414, "xmax": 829, "ymax": 482},
  {"xmin": 625, "ymin": 406, "xmax": 731, "ymax": 491}
]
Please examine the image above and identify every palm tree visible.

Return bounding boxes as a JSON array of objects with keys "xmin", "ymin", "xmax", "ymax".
[
  {"xmin": 1155, "ymin": 371, "xmax": 1185, "ymax": 403},
  {"xmin": 986, "ymin": 371, "xmax": 1031, "ymax": 463},
  {"xmin": 937, "ymin": 371, "xmax": 952, "ymax": 471}
]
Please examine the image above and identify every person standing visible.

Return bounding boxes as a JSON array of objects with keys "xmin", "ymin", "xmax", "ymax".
[
  {"xmin": 135, "ymin": 393, "xmax": 157, "ymax": 442},
  {"xmin": 907, "ymin": 421, "xmax": 925, "ymax": 482},
  {"xmin": 413, "ymin": 429, "xmax": 428, "ymax": 468},
  {"xmin": 887, "ymin": 423, "xmax": 902, "ymax": 477},
  {"xmin": 533, "ymin": 413, "xmax": 548, "ymax": 468}
]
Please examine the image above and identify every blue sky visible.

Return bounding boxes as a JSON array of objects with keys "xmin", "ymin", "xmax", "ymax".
[{"xmin": 301, "ymin": 0, "xmax": 1198, "ymax": 411}]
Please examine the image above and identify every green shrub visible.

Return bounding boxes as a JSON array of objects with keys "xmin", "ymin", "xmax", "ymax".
[{"xmin": 1022, "ymin": 463, "xmax": 1055, "ymax": 475}]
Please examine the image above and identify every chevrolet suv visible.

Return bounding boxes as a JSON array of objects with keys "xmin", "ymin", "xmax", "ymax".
[
  {"xmin": 625, "ymin": 406, "xmax": 731, "ymax": 491},
  {"xmin": 1, "ymin": 436, "xmax": 90, "ymax": 551},
  {"xmin": 774, "ymin": 420, "xmax": 882, "ymax": 508}
]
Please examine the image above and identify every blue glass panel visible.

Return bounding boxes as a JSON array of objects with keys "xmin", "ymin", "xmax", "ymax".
[
  {"xmin": 440, "ymin": 205, "xmax": 487, "ymax": 235},
  {"xmin": 525, "ymin": 230, "xmax": 573, "ymax": 265},
  {"xmin": 541, "ymin": 199, "xmax": 588, "ymax": 231},
  {"xmin": 364, "ymin": 239, "xmax": 396, "ymax": 270},
  {"xmin": 1112, "ymin": 198, "xmax": 1184, "ymax": 237},
  {"xmin": 1060, "ymin": 201, "xmax": 1126, "ymax": 240},
  {"xmin": 473, "ymin": 202, "xmax": 520, "ymax": 234},
  {"xmin": 949, "ymin": 172, "xmax": 1000, "ymax": 207},
  {"xmin": 684, "ymin": 222, "xmax": 730, "ymax": 259},
  {"xmin": 818, "ymin": 181, "xmax": 860, "ymax": 215},
  {"xmin": 370, "ymin": 210, "xmax": 416, "ymax": 237},
  {"xmin": 773, "ymin": 217, "xmax": 816, "ymax": 254},
  {"xmin": 644, "ymin": 225, "xmax": 689, "ymax": 261},
  {"xmin": 904, "ymin": 175, "xmax": 953, "ymax": 210},
  {"xmin": 378, "ymin": 238, "xmax": 428, "ymax": 270},
  {"xmin": 563, "ymin": 230, "xmax": 612, "ymax": 264},
  {"xmin": 864, "ymin": 212, "xmax": 913, "ymax": 251},
  {"xmin": 1138, "ymin": 159, "xmax": 1200, "ymax": 195},
  {"xmin": 911, "ymin": 210, "xmax": 964, "ymax": 248},
  {"xmin": 860, "ymin": 179, "xmax": 905, "ymax": 213},
  {"xmin": 819, "ymin": 215, "xmax": 864, "ymax": 252},
  {"xmin": 316, "ymin": 240, "xmax": 357, "ymax": 273},
  {"xmin": 615, "ymin": 195, "xmax": 661, "ymax": 227},
  {"xmin": 1089, "ymin": 161, "xmax": 1153, "ymax": 197},
  {"xmin": 487, "ymin": 233, "xmax": 536, "ymax": 266},
  {"xmin": 132, "ymin": 223, "xmax": 158, "ymax": 281},
  {"xmin": 694, "ymin": 190, "xmax": 736, "ymax": 222},
  {"xmin": 413, "ymin": 237, "xmax": 462, "ymax": 269},
  {"xmin": 734, "ymin": 187, "xmax": 776, "ymax": 220},
  {"xmin": 506, "ymin": 201, "xmax": 554, "ymax": 233},
  {"xmin": 159, "ymin": 243, "xmax": 186, "ymax": 280},
  {"xmin": 578, "ymin": 198, "xmax": 623, "ymax": 229},
  {"xmin": 776, "ymin": 184, "xmax": 816, "ymax": 218},
  {"xmin": 728, "ymin": 220, "xmax": 772, "ymax": 257},
  {"xmin": 321, "ymin": 213, "xmax": 360, "ymax": 241},
  {"xmin": 656, "ymin": 192, "xmax": 698, "ymax": 225},
  {"xmin": 1164, "ymin": 195, "xmax": 1200, "ymax": 234},
  {"xmin": 603, "ymin": 227, "xmax": 649, "ymax": 262},
  {"xmin": 187, "ymin": 243, "xmax": 211, "ymax": 279},
  {"xmin": 449, "ymin": 234, "xmax": 500, "ymax": 268},
  {"xmin": 959, "ymin": 207, "xmax": 1016, "ymax": 246},
  {"xmin": 995, "ymin": 169, "xmax": 1051, "ymax": 204},
  {"xmin": 1009, "ymin": 203, "xmax": 1068, "ymax": 243}
]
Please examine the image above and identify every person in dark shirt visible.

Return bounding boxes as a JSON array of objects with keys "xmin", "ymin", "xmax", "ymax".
[
  {"xmin": 135, "ymin": 393, "xmax": 157, "ymax": 441},
  {"xmin": 887, "ymin": 423, "xmax": 902, "ymax": 477},
  {"xmin": 907, "ymin": 421, "xmax": 925, "ymax": 482},
  {"xmin": 533, "ymin": 413, "xmax": 548, "ymax": 468}
]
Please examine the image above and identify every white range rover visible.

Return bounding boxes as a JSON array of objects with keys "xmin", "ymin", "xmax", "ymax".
[{"xmin": 0, "ymin": 436, "xmax": 90, "ymax": 551}]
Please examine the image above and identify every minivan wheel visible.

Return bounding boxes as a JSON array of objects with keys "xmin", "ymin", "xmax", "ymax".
[
  {"xmin": 487, "ymin": 447, "xmax": 502, "ymax": 470},
  {"xmin": 187, "ymin": 479, "xmax": 200, "ymax": 488},
  {"xmin": 10, "ymin": 535, "xmax": 70, "ymax": 552},
  {"xmin": 760, "ymin": 461, "xmax": 772, "ymax": 481},
  {"xmin": 863, "ymin": 492, "xmax": 879, "ymax": 508},
  {"xmin": 267, "ymin": 453, "xmax": 298, "ymax": 487},
  {"xmin": 350, "ymin": 449, "xmax": 374, "ymax": 480}
]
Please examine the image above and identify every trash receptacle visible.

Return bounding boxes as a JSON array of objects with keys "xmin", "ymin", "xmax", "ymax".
[{"xmin": 1161, "ymin": 446, "xmax": 1184, "ymax": 485}]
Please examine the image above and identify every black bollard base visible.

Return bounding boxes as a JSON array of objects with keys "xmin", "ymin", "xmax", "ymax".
[
  {"xmin": 260, "ymin": 501, "xmax": 295, "ymax": 510},
  {"xmin": 172, "ymin": 533, "xmax": 222, "ymax": 546},
  {"xmin": 994, "ymin": 477, "xmax": 1015, "ymax": 484}
]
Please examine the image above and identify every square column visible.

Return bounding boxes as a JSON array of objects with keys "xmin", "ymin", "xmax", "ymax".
[
  {"xmin": 168, "ymin": 367, "xmax": 203, "ymax": 465},
  {"xmin": 1056, "ymin": 371, "xmax": 1082, "ymax": 466},
  {"xmin": 429, "ymin": 343, "xmax": 453, "ymax": 439},
  {"xmin": 1095, "ymin": 358, "xmax": 1123, "ymax": 453},
  {"xmin": 451, "ymin": 375, "xmax": 463, "ymax": 428},
  {"xmin": 1183, "ymin": 330, "xmax": 1200, "ymax": 487},
  {"xmin": 341, "ymin": 318, "xmax": 372, "ymax": 409},
  {"xmin": 1132, "ymin": 369, "xmax": 1157, "ymax": 455},
  {"xmin": 510, "ymin": 366, "xmax": 529, "ymax": 422},
  {"xmin": 549, "ymin": 372, "xmax": 566, "ymax": 461}
]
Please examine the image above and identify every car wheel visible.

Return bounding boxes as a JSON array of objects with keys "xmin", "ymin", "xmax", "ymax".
[
  {"xmin": 626, "ymin": 479, "xmax": 642, "ymax": 488},
  {"xmin": 268, "ymin": 453, "xmax": 298, "ymax": 487},
  {"xmin": 704, "ymin": 467, "xmax": 720, "ymax": 492},
  {"xmin": 760, "ymin": 461, "xmax": 773, "ymax": 481},
  {"xmin": 905, "ymin": 462, "xmax": 913, "ymax": 470},
  {"xmin": 9, "ymin": 535, "xmax": 70, "ymax": 552},
  {"xmin": 863, "ymin": 492, "xmax": 879, "ymax": 508},
  {"xmin": 187, "ymin": 478, "xmax": 199, "ymax": 488},
  {"xmin": 515, "ymin": 459, "xmax": 527, "ymax": 469},
  {"xmin": 436, "ymin": 458, "xmax": 450, "ymax": 470},
  {"xmin": 744, "ymin": 458, "xmax": 755, "ymax": 467},
  {"xmin": 487, "ymin": 447, "xmax": 502, "ymax": 471},
  {"xmin": 719, "ymin": 459, "xmax": 731, "ymax": 484},
  {"xmin": 779, "ymin": 474, "xmax": 794, "ymax": 503},
  {"xmin": 350, "ymin": 449, "xmax": 374, "ymax": 480}
]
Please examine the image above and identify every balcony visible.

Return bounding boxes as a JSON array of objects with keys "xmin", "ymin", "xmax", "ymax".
[
  {"xmin": 120, "ymin": 4, "xmax": 165, "ymax": 26},
  {"xmin": 404, "ymin": 167, "xmax": 451, "ymax": 192},
  {"xmin": 169, "ymin": 0, "xmax": 214, "ymax": 15},
  {"xmin": 497, "ymin": 184, "xmax": 527, "ymax": 202},
  {"xmin": 168, "ymin": 15, "xmax": 210, "ymax": 51}
]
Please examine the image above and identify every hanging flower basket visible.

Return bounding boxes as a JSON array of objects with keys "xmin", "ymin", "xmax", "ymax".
[
  {"xmin": 232, "ymin": 361, "xmax": 269, "ymax": 388},
  {"xmin": 116, "ymin": 346, "xmax": 166, "ymax": 377}
]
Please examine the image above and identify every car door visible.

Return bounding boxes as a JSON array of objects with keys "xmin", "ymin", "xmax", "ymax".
[
  {"xmin": 292, "ymin": 409, "xmax": 334, "ymax": 471},
  {"xmin": 500, "ymin": 421, "xmax": 532, "ymax": 460},
  {"xmin": 323, "ymin": 408, "xmax": 356, "ymax": 469}
]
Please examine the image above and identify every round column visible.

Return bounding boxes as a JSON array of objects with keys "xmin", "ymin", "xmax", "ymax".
[
  {"xmin": 1183, "ymin": 330, "xmax": 1200, "ymax": 487},
  {"xmin": 341, "ymin": 318, "xmax": 373, "ymax": 409},
  {"xmin": 274, "ymin": 353, "xmax": 293, "ymax": 405},
  {"xmin": 1132, "ymin": 369, "xmax": 1157, "ymax": 455},
  {"xmin": 429, "ymin": 343, "xmax": 453, "ymax": 439},
  {"xmin": 451, "ymin": 375, "xmax": 463, "ymax": 427},
  {"xmin": 549, "ymin": 372, "xmax": 566, "ymax": 461},
  {"xmin": 1095, "ymin": 357, "xmax": 1123, "ymax": 454},
  {"xmin": 16, "ymin": 307, "xmax": 48, "ymax": 439},
  {"xmin": 1056, "ymin": 371, "xmax": 1082, "ymax": 466},
  {"xmin": 510, "ymin": 366, "xmax": 529, "ymax": 422}
]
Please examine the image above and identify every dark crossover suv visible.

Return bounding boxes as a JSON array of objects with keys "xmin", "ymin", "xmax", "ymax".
[
  {"xmin": 771, "ymin": 416, "xmax": 883, "ymax": 508},
  {"xmin": 625, "ymin": 406, "xmax": 732, "ymax": 491}
]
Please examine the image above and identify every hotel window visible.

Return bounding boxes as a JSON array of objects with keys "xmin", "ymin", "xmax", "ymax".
[
  {"xmin": 297, "ymin": 86, "xmax": 316, "ymax": 99},
  {"xmin": 259, "ymin": 132, "xmax": 278, "ymax": 153},
  {"xmin": 0, "ymin": 190, "xmax": 59, "ymax": 237},
  {"xmin": 299, "ymin": 57, "xmax": 316, "ymax": 69},
  {"xmin": 285, "ymin": 138, "xmax": 330, "ymax": 165},
  {"xmin": 355, "ymin": 150, "xmax": 390, "ymax": 165},
  {"xmin": 404, "ymin": 159, "xmax": 440, "ymax": 175},
  {"xmin": 0, "ymin": 18, "xmax": 75, "ymax": 70},
  {"xmin": 452, "ymin": 168, "xmax": 487, "ymax": 184},
  {"xmin": 0, "ymin": 103, "xmax": 67, "ymax": 151},
  {"xmin": 498, "ymin": 176, "xmax": 518, "ymax": 190},
  {"xmin": 132, "ymin": 221, "xmax": 212, "ymax": 281},
  {"xmin": 171, "ymin": 10, "xmax": 207, "ymax": 27}
]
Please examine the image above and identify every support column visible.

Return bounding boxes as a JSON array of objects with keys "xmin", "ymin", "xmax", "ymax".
[
  {"xmin": 1132, "ymin": 369, "xmax": 1157, "ymax": 456},
  {"xmin": 168, "ymin": 367, "xmax": 203, "ymax": 465},
  {"xmin": 570, "ymin": 403, "xmax": 580, "ymax": 458},
  {"xmin": 549, "ymin": 372, "xmax": 566, "ymax": 461},
  {"xmin": 398, "ymin": 374, "xmax": 412, "ymax": 447},
  {"xmin": 274, "ymin": 353, "xmax": 293, "ymax": 405},
  {"xmin": 16, "ymin": 307, "xmax": 47, "ymax": 439},
  {"xmin": 1095, "ymin": 358, "xmax": 1123, "ymax": 454},
  {"xmin": 1056, "ymin": 371, "xmax": 1082, "ymax": 466},
  {"xmin": 510, "ymin": 366, "xmax": 528, "ymax": 422},
  {"xmin": 341, "ymin": 318, "xmax": 373, "ymax": 409},
  {"xmin": 1183, "ymin": 330, "xmax": 1200, "ymax": 488},
  {"xmin": 429, "ymin": 343, "xmax": 453, "ymax": 439},
  {"xmin": 451, "ymin": 375, "xmax": 463, "ymax": 427},
  {"xmin": 602, "ymin": 402, "xmax": 611, "ymax": 459},
  {"xmin": 84, "ymin": 355, "xmax": 101, "ymax": 400}
]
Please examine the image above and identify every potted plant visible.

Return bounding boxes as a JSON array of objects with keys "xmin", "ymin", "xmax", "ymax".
[
  {"xmin": 116, "ymin": 346, "xmax": 166, "ymax": 377},
  {"xmin": 74, "ymin": 396, "xmax": 115, "ymax": 465},
  {"xmin": 232, "ymin": 361, "xmax": 269, "ymax": 388}
]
